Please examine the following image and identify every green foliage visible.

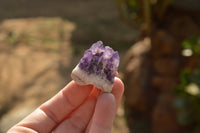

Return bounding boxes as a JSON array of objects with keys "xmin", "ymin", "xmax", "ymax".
[
  {"xmin": 7, "ymin": 32, "xmax": 20, "ymax": 46},
  {"xmin": 182, "ymin": 36, "xmax": 200, "ymax": 55},
  {"xmin": 174, "ymin": 69, "xmax": 200, "ymax": 132},
  {"xmin": 115, "ymin": 0, "xmax": 139, "ymax": 28},
  {"xmin": 115, "ymin": 0, "xmax": 173, "ymax": 31}
]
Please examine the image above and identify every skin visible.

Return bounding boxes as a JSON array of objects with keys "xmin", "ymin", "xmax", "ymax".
[{"xmin": 8, "ymin": 77, "xmax": 124, "ymax": 133}]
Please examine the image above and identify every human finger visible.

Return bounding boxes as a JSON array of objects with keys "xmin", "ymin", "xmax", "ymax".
[
  {"xmin": 85, "ymin": 77, "xmax": 124, "ymax": 133},
  {"xmin": 111, "ymin": 77, "xmax": 124, "ymax": 107},
  {"xmin": 8, "ymin": 81, "xmax": 93, "ymax": 133},
  {"xmin": 88, "ymin": 93, "xmax": 116, "ymax": 133},
  {"xmin": 53, "ymin": 90, "xmax": 98, "ymax": 133}
]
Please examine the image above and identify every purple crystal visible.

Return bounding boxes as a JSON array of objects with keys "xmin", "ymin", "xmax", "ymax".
[{"xmin": 78, "ymin": 41, "xmax": 119, "ymax": 84}]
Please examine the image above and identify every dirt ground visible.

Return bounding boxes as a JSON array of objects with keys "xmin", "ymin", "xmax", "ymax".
[{"xmin": 0, "ymin": 0, "xmax": 136, "ymax": 132}]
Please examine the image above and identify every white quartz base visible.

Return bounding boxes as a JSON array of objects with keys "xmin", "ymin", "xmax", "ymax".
[{"xmin": 71, "ymin": 65, "xmax": 113, "ymax": 92}]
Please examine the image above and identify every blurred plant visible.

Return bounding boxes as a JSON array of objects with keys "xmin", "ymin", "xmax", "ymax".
[
  {"xmin": 7, "ymin": 31, "xmax": 20, "ymax": 46},
  {"xmin": 7, "ymin": 31, "xmax": 32, "ymax": 46},
  {"xmin": 115, "ymin": 0, "xmax": 173, "ymax": 33},
  {"xmin": 116, "ymin": 0, "xmax": 200, "ymax": 132},
  {"xmin": 174, "ymin": 69, "xmax": 200, "ymax": 132},
  {"xmin": 182, "ymin": 36, "xmax": 200, "ymax": 56}
]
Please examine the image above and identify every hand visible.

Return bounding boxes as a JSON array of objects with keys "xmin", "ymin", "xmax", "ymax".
[{"xmin": 8, "ymin": 77, "xmax": 124, "ymax": 133}]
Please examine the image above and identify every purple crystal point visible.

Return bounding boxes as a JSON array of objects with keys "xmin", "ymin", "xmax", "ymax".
[
  {"xmin": 71, "ymin": 41, "xmax": 120, "ymax": 92},
  {"xmin": 90, "ymin": 41, "xmax": 105, "ymax": 54}
]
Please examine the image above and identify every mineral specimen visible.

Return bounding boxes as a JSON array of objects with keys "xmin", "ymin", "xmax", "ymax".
[{"xmin": 71, "ymin": 41, "xmax": 119, "ymax": 92}]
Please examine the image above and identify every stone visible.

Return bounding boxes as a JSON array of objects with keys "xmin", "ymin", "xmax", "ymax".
[
  {"xmin": 71, "ymin": 41, "xmax": 119, "ymax": 92},
  {"xmin": 123, "ymin": 38, "xmax": 153, "ymax": 112}
]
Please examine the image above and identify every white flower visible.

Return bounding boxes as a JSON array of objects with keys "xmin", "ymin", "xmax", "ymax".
[
  {"xmin": 182, "ymin": 49, "xmax": 193, "ymax": 57},
  {"xmin": 185, "ymin": 83, "xmax": 200, "ymax": 95}
]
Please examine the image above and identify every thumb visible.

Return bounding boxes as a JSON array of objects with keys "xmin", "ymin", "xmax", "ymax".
[{"xmin": 89, "ymin": 93, "xmax": 116, "ymax": 133}]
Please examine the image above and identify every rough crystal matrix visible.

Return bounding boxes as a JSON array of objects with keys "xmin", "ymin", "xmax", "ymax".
[{"xmin": 71, "ymin": 41, "xmax": 119, "ymax": 92}]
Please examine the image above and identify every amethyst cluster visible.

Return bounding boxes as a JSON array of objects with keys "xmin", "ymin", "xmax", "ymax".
[{"xmin": 71, "ymin": 41, "xmax": 119, "ymax": 92}]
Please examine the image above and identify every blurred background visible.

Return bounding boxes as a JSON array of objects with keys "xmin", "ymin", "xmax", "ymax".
[{"xmin": 0, "ymin": 0, "xmax": 200, "ymax": 133}]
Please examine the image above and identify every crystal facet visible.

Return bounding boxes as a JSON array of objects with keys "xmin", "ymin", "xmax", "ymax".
[{"xmin": 71, "ymin": 41, "xmax": 119, "ymax": 92}]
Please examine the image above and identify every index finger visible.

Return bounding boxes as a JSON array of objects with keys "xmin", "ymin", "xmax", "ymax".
[{"xmin": 8, "ymin": 81, "xmax": 93, "ymax": 133}]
